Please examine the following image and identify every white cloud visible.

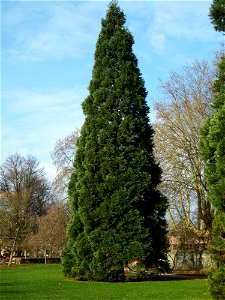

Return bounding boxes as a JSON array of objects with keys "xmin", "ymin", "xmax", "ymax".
[
  {"xmin": 3, "ymin": 1, "xmax": 219, "ymax": 63},
  {"xmin": 121, "ymin": 1, "xmax": 219, "ymax": 57},
  {"xmin": 1, "ymin": 88, "xmax": 86, "ymax": 170},
  {"xmin": 2, "ymin": 1, "xmax": 106, "ymax": 62},
  {"xmin": 146, "ymin": 1, "xmax": 218, "ymax": 54}
]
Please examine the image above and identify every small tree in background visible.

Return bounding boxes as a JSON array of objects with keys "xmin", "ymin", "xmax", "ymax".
[
  {"xmin": 62, "ymin": 1, "xmax": 168, "ymax": 281},
  {"xmin": 200, "ymin": 1, "xmax": 225, "ymax": 297}
]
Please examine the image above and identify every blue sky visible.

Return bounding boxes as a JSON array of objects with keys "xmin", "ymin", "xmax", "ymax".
[{"xmin": 1, "ymin": 0, "xmax": 223, "ymax": 180}]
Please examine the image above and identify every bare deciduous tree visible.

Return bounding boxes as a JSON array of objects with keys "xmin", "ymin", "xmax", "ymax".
[
  {"xmin": 154, "ymin": 60, "xmax": 215, "ymax": 252},
  {"xmin": 0, "ymin": 153, "xmax": 52, "ymax": 216},
  {"xmin": 22, "ymin": 204, "xmax": 68, "ymax": 262},
  {"xmin": 0, "ymin": 190, "xmax": 35, "ymax": 265},
  {"xmin": 51, "ymin": 129, "xmax": 80, "ymax": 201},
  {"xmin": 0, "ymin": 154, "xmax": 53, "ymax": 265}
]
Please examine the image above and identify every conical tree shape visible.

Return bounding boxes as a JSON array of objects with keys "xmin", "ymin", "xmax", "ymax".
[
  {"xmin": 201, "ymin": 2, "xmax": 225, "ymax": 296},
  {"xmin": 200, "ymin": 55, "xmax": 225, "ymax": 298},
  {"xmin": 62, "ymin": 1, "xmax": 168, "ymax": 281}
]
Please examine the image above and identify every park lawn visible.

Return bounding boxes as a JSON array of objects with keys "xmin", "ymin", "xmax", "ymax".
[{"xmin": 0, "ymin": 264, "xmax": 211, "ymax": 300}]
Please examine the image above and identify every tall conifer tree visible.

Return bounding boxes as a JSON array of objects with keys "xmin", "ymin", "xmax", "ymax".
[
  {"xmin": 200, "ymin": 0, "xmax": 225, "ymax": 297},
  {"xmin": 200, "ymin": 56, "xmax": 225, "ymax": 299},
  {"xmin": 62, "ymin": 1, "xmax": 168, "ymax": 281}
]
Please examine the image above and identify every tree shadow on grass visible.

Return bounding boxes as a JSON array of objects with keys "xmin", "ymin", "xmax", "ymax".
[
  {"xmin": 1, "ymin": 290, "xmax": 26, "ymax": 295},
  {"xmin": 124, "ymin": 273, "xmax": 208, "ymax": 282},
  {"xmin": 0, "ymin": 283, "xmax": 27, "ymax": 298},
  {"xmin": 145, "ymin": 274, "xmax": 208, "ymax": 281},
  {"xmin": 0, "ymin": 282, "xmax": 15, "ymax": 287}
]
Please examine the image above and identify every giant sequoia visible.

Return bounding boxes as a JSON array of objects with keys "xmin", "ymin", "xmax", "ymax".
[
  {"xmin": 200, "ymin": 0, "xmax": 225, "ymax": 297},
  {"xmin": 62, "ymin": 1, "xmax": 168, "ymax": 281},
  {"xmin": 200, "ymin": 56, "xmax": 225, "ymax": 299}
]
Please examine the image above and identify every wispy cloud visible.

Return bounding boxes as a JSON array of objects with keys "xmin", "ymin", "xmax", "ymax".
[
  {"xmin": 1, "ymin": 88, "xmax": 86, "ymax": 165},
  {"xmin": 2, "ymin": 1, "xmax": 219, "ymax": 62},
  {"xmin": 2, "ymin": 1, "xmax": 105, "ymax": 62},
  {"xmin": 123, "ymin": 1, "xmax": 219, "ymax": 56}
]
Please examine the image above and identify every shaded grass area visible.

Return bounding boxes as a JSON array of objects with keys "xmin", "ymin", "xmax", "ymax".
[{"xmin": 0, "ymin": 264, "xmax": 211, "ymax": 299}]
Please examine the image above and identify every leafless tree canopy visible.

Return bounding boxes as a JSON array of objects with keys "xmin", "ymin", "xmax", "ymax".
[
  {"xmin": 0, "ymin": 153, "xmax": 53, "ymax": 265},
  {"xmin": 154, "ymin": 60, "xmax": 215, "ymax": 245},
  {"xmin": 22, "ymin": 204, "xmax": 68, "ymax": 258},
  {"xmin": 51, "ymin": 129, "xmax": 80, "ymax": 200},
  {"xmin": 0, "ymin": 153, "xmax": 52, "ymax": 216}
]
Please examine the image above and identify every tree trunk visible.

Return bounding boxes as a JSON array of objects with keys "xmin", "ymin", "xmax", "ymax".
[
  {"xmin": 8, "ymin": 239, "xmax": 17, "ymax": 267},
  {"xmin": 44, "ymin": 250, "xmax": 47, "ymax": 264}
]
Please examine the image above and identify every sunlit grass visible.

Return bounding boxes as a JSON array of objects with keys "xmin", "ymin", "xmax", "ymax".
[{"xmin": 0, "ymin": 264, "xmax": 211, "ymax": 299}]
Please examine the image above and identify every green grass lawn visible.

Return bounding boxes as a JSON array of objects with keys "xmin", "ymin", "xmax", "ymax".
[{"xmin": 0, "ymin": 264, "xmax": 211, "ymax": 300}]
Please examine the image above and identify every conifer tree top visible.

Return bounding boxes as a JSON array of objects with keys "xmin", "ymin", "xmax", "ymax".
[
  {"xmin": 104, "ymin": 0, "xmax": 125, "ymax": 23},
  {"xmin": 209, "ymin": 0, "xmax": 225, "ymax": 33}
]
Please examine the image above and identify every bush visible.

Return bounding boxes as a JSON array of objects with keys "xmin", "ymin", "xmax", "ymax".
[{"xmin": 208, "ymin": 265, "xmax": 225, "ymax": 299}]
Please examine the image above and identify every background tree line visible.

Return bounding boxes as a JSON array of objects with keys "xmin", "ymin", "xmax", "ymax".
[{"xmin": 0, "ymin": 154, "xmax": 68, "ymax": 265}]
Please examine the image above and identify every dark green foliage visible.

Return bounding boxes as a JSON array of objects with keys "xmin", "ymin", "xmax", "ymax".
[
  {"xmin": 208, "ymin": 265, "xmax": 225, "ymax": 299},
  {"xmin": 209, "ymin": 212, "xmax": 225, "ymax": 265},
  {"xmin": 200, "ymin": 56, "xmax": 225, "ymax": 212},
  {"xmin": 200, "ymin": 53, "xmax": 225, "ymax": 299},
  {"xmin": 62, "ymin": 1, "xmax": 168, "ymax": 281},
  {"xmin": 209, "ymin": 0, "xmax": 225, "ymax": 33}
]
